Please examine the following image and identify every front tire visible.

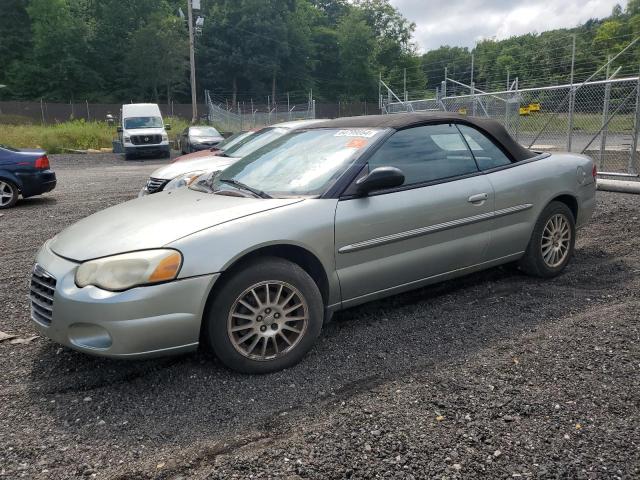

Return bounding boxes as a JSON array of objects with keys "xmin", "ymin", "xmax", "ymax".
[
  {"xmin": 518, "ymin": 201, "xmax": 575, "ymax": 278},
  {"xmin": 205, "ymin": 257, "xmax": 324, "ymax": 374},
  {"xmin": 0, "ymin": 180, "xmax": 19, "ymax": 209}
]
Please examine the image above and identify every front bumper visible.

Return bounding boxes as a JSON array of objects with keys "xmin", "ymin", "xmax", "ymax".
[
  {"xmin": 124, "ymin": 144, "xmax": 170, "ymax": 157},
  {"xmin": 30, "ymin": 241, "xmax": 219, "ymax": 358},
  {"xmin": 190, "ymin": 142, "xmax": 220, "ymax": 151}
]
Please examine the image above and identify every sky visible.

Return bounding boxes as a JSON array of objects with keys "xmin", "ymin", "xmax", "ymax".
[{"xmin": 389, "ymin": 0, "xmax": 622, "ymax": 52}]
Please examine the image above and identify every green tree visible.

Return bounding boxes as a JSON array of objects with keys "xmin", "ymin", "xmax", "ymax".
[
  {"xmin": 336, "ymin": 9, "xmax": 377, "ymax": 99},
  {"xmin": 8, "ymin": 0, "xmax": 99, "ymax": 101},
  {"xmin": 0, "ymin": 0, "xmax": 31, "ymax": 92},
  {"xmin": 125, "ymin": 14, "xmax": 188, "ymax": 102}
]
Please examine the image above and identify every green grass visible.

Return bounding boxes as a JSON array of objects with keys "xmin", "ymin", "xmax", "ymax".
[{"xmin": 0, "ymin": 117, "xmax": 193, "ymax": 154}]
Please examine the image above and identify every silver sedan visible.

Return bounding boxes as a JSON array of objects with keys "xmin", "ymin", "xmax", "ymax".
[{"xmin": 29, "ymin": 113, "xmax": 596, "ymax": 373}]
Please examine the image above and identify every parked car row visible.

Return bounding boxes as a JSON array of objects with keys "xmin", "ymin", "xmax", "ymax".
[
  {"xmin": 0, "ymin": 145, "xmax": 56, "ymax": 209},
  {"xmin": 139, "ymin": 119, "xmax": 324, "ymax": 196},
  {"xmin": 28, "ymin": 112, "xmax": 597, "ymax": 375}
]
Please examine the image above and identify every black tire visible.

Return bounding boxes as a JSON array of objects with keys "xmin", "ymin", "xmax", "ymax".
[
  {"xmin": 124, "ymin": 152, "xmax": 135, "ymax": 161},
  {"xmin": 0, "ymin": 179, "xmax": 19, "ymax": 209},
  {"xmin": 518, "ymin": 201, "xmax": 576, "ymax": 278},
  {"xmin": 205, "ymin": 257, "xmax": 324, "ymax": 374}
]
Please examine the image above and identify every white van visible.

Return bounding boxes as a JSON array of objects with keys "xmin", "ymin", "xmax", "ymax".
[{"xmin": 118, "ymin": 103, "xmax": 171, "ymax": 160}]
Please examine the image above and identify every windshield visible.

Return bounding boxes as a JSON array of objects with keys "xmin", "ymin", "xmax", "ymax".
[
  {"xmin": 124, "ymin": 116, "xmax": 163, "ymax": 129},
  {"xmin": 191, "ymin": 128, "xmax": 385, "ymax": 198},
  {"xmin": 223, "ymin": 127, "xmax": 289, "ymax": 158},
  {"xmin": 218, "ymin": 131, "xmax": 253, "ymax": 151},
  {"xmin": 190, "ymin": 126, "xmax": 220, "ymax": 137}
]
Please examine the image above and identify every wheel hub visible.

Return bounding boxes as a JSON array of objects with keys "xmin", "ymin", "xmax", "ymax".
[
  {"xmin": 227, "ymin": 281, "xmax": 309, "ymax": 361},
  {"xmin": 541, "ymin": 213, "xmax": 571, "ymax": 268}
]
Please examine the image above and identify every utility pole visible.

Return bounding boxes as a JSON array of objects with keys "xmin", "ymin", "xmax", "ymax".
[
  {"xmin": 443, "ymin": 67, "xmax": 448, "ymax": 98},
  {"xmin": 403, "ymin": 68, "xmax": 407, "ymax": 102},
  {"xmin": 187, "ymin": 0, "xmax": 198, "ymax": 123}
]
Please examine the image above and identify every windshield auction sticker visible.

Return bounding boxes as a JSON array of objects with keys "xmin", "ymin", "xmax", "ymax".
[
  {"xmin": 334, "ymin": 129, "xmax": 378, "ymax": 138},
  {"xmin": 346, "ymin": 138, "xmax": 368, "ymax": 149}
]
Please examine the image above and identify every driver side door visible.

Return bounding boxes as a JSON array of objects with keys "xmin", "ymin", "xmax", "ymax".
[{"xmin": 334, "ymin": 123, "xmax": 495, "ymax": 306}]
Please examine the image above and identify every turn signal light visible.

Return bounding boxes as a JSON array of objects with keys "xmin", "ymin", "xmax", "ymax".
[
  {"xmin": 149, "ymin": 252, "xmax": 182, "ymax": 282},
  {"xmin": 592, "ymin": 163, "xmax": 597, "ymax": 179},
  {"xmin": 35, "ymin": 155, "xmax": 50, "ymax": 169}
]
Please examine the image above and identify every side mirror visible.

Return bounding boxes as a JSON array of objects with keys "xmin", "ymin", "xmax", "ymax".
[
  {"xmin": 116, "ymin": 126, "xmax": 123, "ymax": 133},
  {"xmin": 356, "ymin": 167, "xmax": 405, "ymax": 195},
  {"xmin": 165, "ymin": 124, "xmax": 172, "ymax": 131}
]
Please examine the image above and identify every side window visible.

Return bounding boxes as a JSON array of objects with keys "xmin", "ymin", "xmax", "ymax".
[
  {"xmin": 368, "ymin": 124, "xmax": 478, "ymax": 186},
  {"xmin": 456, "ymin": 124, "xmax": 512, "ymax": 170}
]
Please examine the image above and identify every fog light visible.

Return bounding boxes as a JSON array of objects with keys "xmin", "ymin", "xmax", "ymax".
[{"xmin": 68, "ymin": 323, "xmax": 112, "ymax": 350}]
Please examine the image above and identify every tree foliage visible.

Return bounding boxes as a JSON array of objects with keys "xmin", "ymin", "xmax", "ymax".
[{"xmin": 0, "ymin": 0, "xmax": 637, "ymax": 103}]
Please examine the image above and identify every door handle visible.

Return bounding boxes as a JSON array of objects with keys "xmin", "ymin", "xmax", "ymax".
[{"xmin": 468, "ymin": 193, "xmax": 488, "ymax": 204}]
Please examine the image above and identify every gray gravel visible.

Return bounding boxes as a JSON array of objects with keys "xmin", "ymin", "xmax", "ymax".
[{"xmin": 1, "ymin": 154, "xmax": 639, "ymax": 479}]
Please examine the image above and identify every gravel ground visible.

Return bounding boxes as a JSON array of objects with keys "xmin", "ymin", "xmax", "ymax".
[{"xmin": 0, "ymin": 154, "xmax": 639, "ymax": 479}]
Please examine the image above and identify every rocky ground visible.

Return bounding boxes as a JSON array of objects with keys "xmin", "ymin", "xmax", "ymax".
[{"xmin": 0, "ymin": 154, "xmax": 638, "ymax": 479}]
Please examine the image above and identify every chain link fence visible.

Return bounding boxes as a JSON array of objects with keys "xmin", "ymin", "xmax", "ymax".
[
  {"xmin": 205, "ymin": 90, "xmax": 316, "ymax": 132},
  {"xmin": 385, "ymin": 77, "xmax": 640, "ymax": 177}
]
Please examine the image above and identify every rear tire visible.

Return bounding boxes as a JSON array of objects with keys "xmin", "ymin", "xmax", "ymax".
[
  {"xmin": 0, "ymin": 180, "xmax": 19, "ymax": 209},
  {"xmin": 205, "ymin": 257, "xmax": 324, "ymax": 374},
  {"xmin": 518, "ymin": 201, "xmax": 575, "ymax": 278}
]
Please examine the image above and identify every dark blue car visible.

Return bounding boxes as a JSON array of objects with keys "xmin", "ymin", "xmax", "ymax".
[{"xmin": 0, "ymin": 145, "xmax": 56, "ymax": 209}]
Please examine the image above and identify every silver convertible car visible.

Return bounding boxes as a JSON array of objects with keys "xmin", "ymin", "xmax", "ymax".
[{"xmin": 30, "ymin": 113, "xmax": 596, "ymax": 373}]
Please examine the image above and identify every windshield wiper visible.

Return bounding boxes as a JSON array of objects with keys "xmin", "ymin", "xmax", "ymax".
[{"xmin": 219, "ymin": 178, "xmax": 272, "ymax": 199}]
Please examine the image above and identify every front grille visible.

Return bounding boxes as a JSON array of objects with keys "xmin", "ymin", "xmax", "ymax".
[
  {"xmin": 30, "ymin": 264, "xmax": 56, "ymax": 326},
  {"xmin": 131, "ymin": 134, "xmax": 162, "ymax": 145},
  {"xmin": 145, "ymin": 177, "xmax": 169, "ymax": 194}
]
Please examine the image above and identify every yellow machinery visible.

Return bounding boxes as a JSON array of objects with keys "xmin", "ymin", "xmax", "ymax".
[
  {"xmin": 519, "ymin": 106, "xmax": 530, "ymax": 116},
  {"xmin": 529, "ymin": 102, "xmax": 541, "ymax": 112},
  {"xmin": 458, "ymin": 107, "xmax": 467, "ymax": 115}
]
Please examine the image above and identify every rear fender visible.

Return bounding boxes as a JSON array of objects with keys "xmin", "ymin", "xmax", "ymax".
[{"xmin": 0, "ymin": 170, "xmax": 23, "ymax": 191}]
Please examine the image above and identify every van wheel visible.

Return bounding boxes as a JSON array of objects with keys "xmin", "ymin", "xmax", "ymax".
[
  {"xmin": 518, "ymin": 201, "xmax": 575, "ymax": 278},
  {"xmin": 0, "ymin": 180, "xmax": 19, "ymax": 209},
  {"xmin": 205, "ymin": 257, "xmax": 323, "ymax": 374}
]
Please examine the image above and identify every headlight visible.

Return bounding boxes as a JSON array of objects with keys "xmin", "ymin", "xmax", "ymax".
[
  {"xmin": 162, "ymin": 134, "xmax": 169, "ymax": 141},
  {"xmin": 124, "ymin": 136, "xmax": 131, "ymax": 143},
  {"xmin": 75, "ymin": 249, "xmax": 182, "ymax": 291},
  {"xmin": 164, "ymin": 171, "xmax": 206, "ymax": 191}
]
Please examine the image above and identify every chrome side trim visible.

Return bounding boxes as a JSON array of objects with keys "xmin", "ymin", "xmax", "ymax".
[{"xmin": 338, "ymin": 203, "xmax": 533, "ymax": 254}]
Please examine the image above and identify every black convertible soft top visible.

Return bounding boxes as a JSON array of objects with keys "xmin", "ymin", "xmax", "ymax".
[{"xmin": 308, "ymin": 112, "xmax": 536, "ymax": 162}]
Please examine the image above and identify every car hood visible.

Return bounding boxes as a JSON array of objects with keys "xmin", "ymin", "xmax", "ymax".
[
  {"xmin": 150, "ymin": 155, "xmax": 240, "ymax": 180},
  {"xmin": 174, "ymin": 149, "xmax": 220, "ymax": 162},
  {"xmin": 50, "ymin": 188, "xmax": 302, "ymax": 261},
  {"xmin": 192, "ymin": 136, "xmax": 224, "ymax": 143}
]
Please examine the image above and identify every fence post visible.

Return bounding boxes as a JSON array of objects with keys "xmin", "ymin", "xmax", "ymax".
[
  {"xmin": 40, "ymin": 98, "xmax": 45, "ymax": 125},
  {"xmin": 470, "ymin": 54, "xmax": 476, "ymax": 116},
  {"xmin": 600, "ymin": 58, "xmax": 612, "ymax": 170},
  {"xmin": 567, "ymin": 34, "xmax": 576, "ymax": 151},
  {"xmin": 629, "ymin": 71, "xmax": 640, "ymax": 174}
]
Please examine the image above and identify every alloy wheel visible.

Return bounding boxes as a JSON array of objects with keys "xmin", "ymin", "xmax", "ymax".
[
  {"xmin": 227, "ymin": 281, "xmax": 309, "ymax": 361},
  {"xmin": 541, "ymin": 213, "xmax": 571, "ymax": 268},
  {"xmin": 0, "ymin": 181, "xmax": 15, "ymax": 207}
]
